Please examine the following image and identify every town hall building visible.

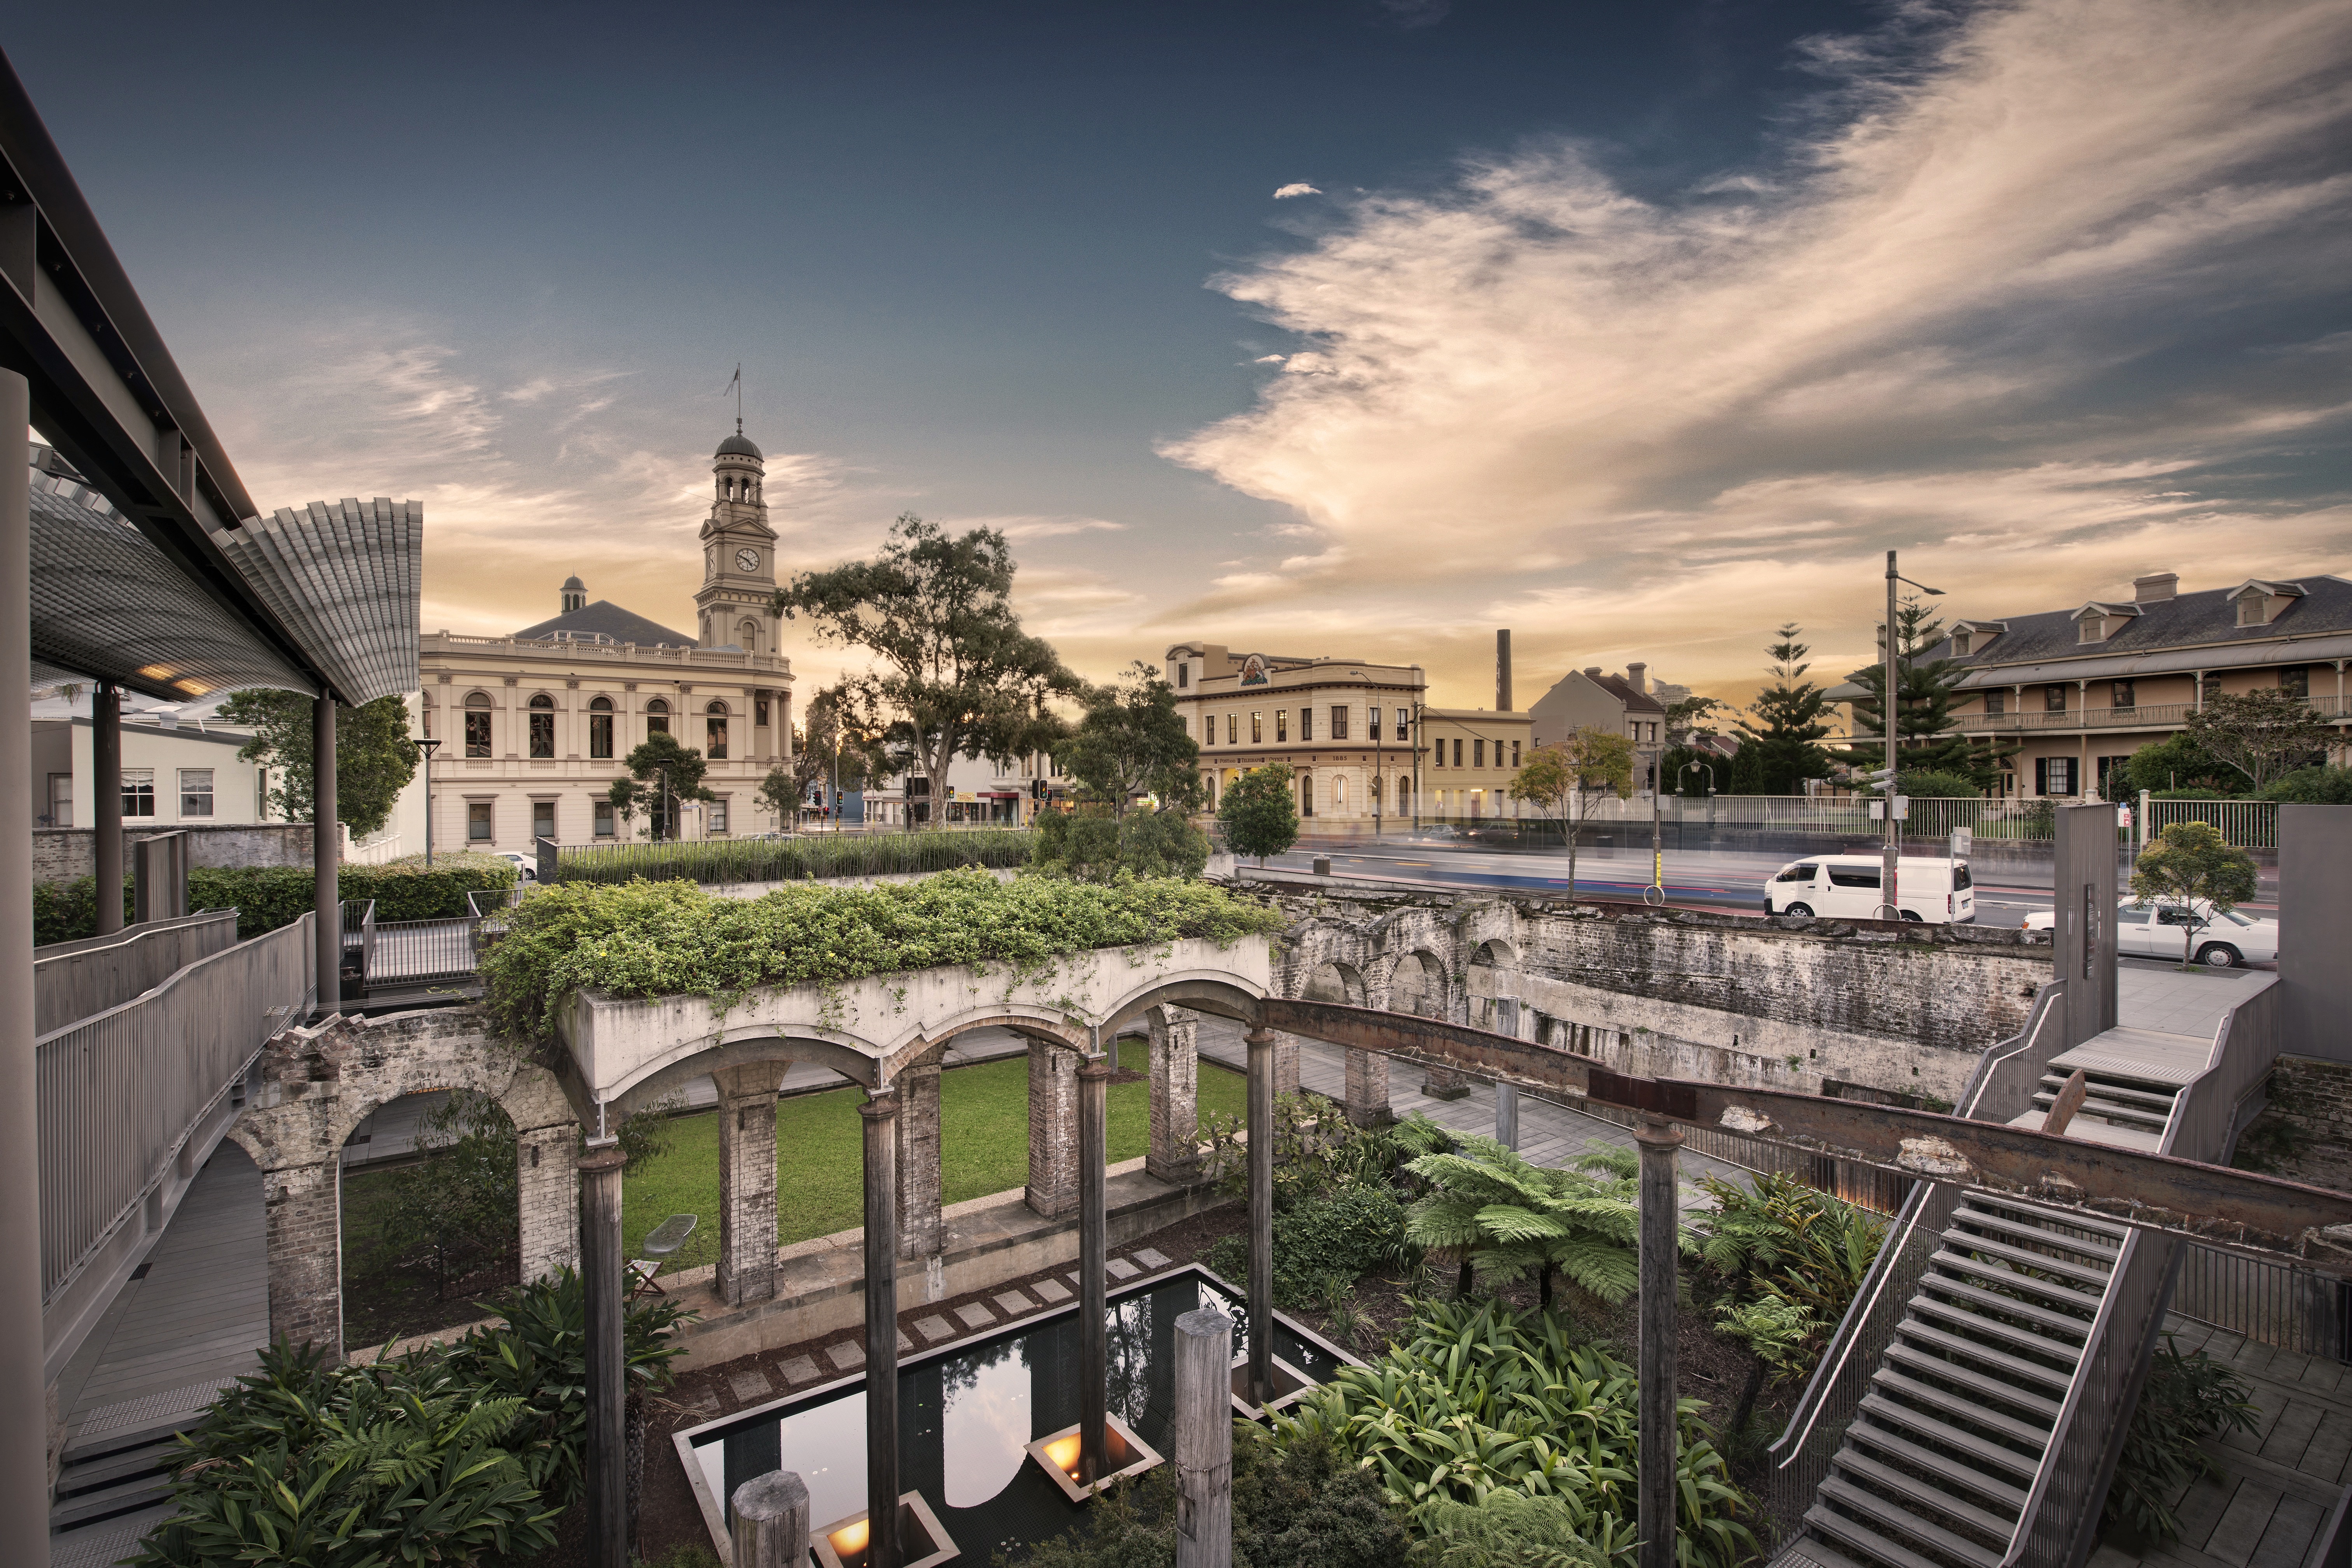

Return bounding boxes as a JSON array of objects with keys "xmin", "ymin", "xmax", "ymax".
[{"xmin": 415, "ymin": 429, "xmax": 796, "ymax": 850}]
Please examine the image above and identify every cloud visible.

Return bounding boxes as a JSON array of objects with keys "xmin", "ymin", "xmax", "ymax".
[
  {"xmin": 1272, "ymin": 183, "xmax": 1323, "ymax": 200},
  {"xmin": 968, "ymin": 515, "xmax": 1130, "ymax": 540},
  {"xmin": 1163, "ymin": 0, "xmax": 2352, "ymax": 698},
  {"xmin": 1253, "ymin": 354, "xmax": 1288, "ymax": 364}
]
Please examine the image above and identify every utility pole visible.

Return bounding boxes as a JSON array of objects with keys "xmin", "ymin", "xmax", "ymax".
[
  {"xmin": 1878, "ymin": 550, "xmax": 1944, "ymax": 920},
  {"xmin": 415, "ymin": 738, "xmax": 441, "ymax": 866},
  {"xmin": 1373, "ymin": 699, "xmax": 1383, "ymax": 842}
]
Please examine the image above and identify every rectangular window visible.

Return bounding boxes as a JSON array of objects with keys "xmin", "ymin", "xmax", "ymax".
[
  {"xmin": 1275, "ymin": 710, "xmax": 1287, "ymax": 742},
  {"xmin": 122, "ymin": 768, "xmax": 156, "ymax": 817},
  {"xmin": 1300, "ymin": 707, "xmax": 1312, "ymax": 741},
  {"xmin": 531, "ymin": 800, "xmax": 555, "ymax": 841},
  {"xmin": 1432, "ymin": 735, "xmax": 1444, "ymax": 768},
  {"xmin": 594, "ymin": 800, "xmax": 616, "ymax": 838},
  {"xmin": 529, "ymin": 709, "xmax": 555, "ymax": 758},
  {"xmin": 646, "ymin": 712, "xmax": 668, "ymax": 735},
  {"xmin": 467, "ymin": 802, "xmax": 494, "ymax": 841},
  {"xmin": 1369, "ymin": 707, "xmax": 1381, "ymax": 738},
  {"xmin": 1395, "ymin": 713, "xmax": 1408, "ymax": 741},
  {"xmin": 589, "ymin": 714, "xmax": 614, "ymax": 759},
  {"xmin": 1250, "ymin": 712, "xmax": 1262, "ymax": 744},
  {"xmin": 1985, "ymin": 691, "xmax": 2006, "ymax": 715},
  {"xmin": 2282, "ymin": 667, "xmax": 2310, "ymax": 699},
  {"xmin": 2112, "ymin": 679, "xmax": 2135, "ymax": 709},
  {"xmin": 1226, "ymin": 713, "xmax": 1237, "ymax": 745},
  {"xmin": 178, "ymin": 768, "xmax": 214, "ymax": 818},
  {"xmin": 1177, "ymin": 664, "xmax": 1189, "ymax": 688},
  {"xmin": 755, "ymin": 699, "xmax": 770, "ymax": 726},
  {"xmin": 1511, "ymin": 741, "xmax": 1521, "ymax": 768},
  {"xmin": 1474, "ymin": 739, "xmax": 1486, "ymax": 768},
  {"xmin": 2045, "ymin": 685, "xmax": 2068, "ymax": 713},
  {"xmin": 1330, "ymin": 705, "xmax": 1349, "ymax": 741},
  {"xmin": 710, "ymin": 800, "xmax": 728, "ymax": 834},
  {"xmin": 1453, "ymin": 738, "xmax": 1464, "ymax": 768},
  {"xmin": 707, "ymin": 714, "xmax": 728, "ymax": 760},
  {"xmin": 47, "ymin": 773, "xmax": 71, "ymax": 828},
  {"xmin": 465, "ymin": 710, "xmax": 492, "ymax": 756},
  {"xmin": 2036, "ymin": 756, "xmax": 2075, "ymax": 796}
]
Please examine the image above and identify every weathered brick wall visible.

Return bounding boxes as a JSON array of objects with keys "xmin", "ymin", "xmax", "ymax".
[
  {"xmin": 226, "ymin": 1007, "xmax": 580, "ymax": 1362},
  {"xmin": 1264, "ymin": 890, "xmax": 2051, "ymax": 1106},
  {"xmin": 896, "ymin": 1055, "xmax": 944, "ymax": 1260},
  {"xmin": 714, "ymin": 1063, "xmax": 789, "ymax": 1304},
  {"xmin": 1145, "ymin": 1007, "xmax": 1200, "ymax": 1182},
  {"xmin": 35, "ymin": 822, "xmax": 318, "ymax": 885},
  {"xmin": 2237, "ymin": 1055, "xmax": 2352, "ymax": 1193},
  {"xmin": 1025, "ymin": 1037, "xmax": 1080, "ymax": 1218}
]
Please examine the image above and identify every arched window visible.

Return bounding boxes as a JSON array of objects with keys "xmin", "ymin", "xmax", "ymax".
[
  {"xmin": 587, "ymin": 695, "xmax": 615, "ymax": 759},
  {"xmin": 527, "ymin": 693, "xmax": 555, "ymax": 758},
  {"xmin": 645, "ymin": 698, "xmax": 670, "ymax": 737},
  {"xmin": 705, "ymin": 700, "xmax": 729, "ymax": 760},
  {"xmin": 1298, "ymin": 772, "xmax": 1314, "ymax": 817},
  {"xmin": 737, "ymin": 618, "xmax": 760, "ymax": 653},
  {"xmin": 1332, "ymin": 774, "xmax": 1349, "ymax": 812},
  {"xmin": 463, "ymin": 691, "xmax": 493, "ymax": 758}
]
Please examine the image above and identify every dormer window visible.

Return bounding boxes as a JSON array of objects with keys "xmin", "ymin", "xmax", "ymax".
[
  {"xmin": 1950, "ymin": 620, "xmax": 2005, "ymax": 657},
  {"xmin": 2231, "ymin": 579, "xmax": 2308, "ymax": 627},
  {"xmin": 2073, "ymin": 603, "xmax": 2141, "ymax": 643},
  {"xmin": 1952, "ymin": 632, "xmax": 1970, "ymax": 656}
]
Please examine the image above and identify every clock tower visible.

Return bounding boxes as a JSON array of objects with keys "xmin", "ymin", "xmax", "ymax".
[{"xmin": 695, "ymin": 423, "xmax": 781, "ymax": 654}]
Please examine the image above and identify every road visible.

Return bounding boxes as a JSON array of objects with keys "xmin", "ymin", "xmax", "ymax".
[{"xmin": 1251, "ymin": 838, "xmax": 2280, "ymax": 940}]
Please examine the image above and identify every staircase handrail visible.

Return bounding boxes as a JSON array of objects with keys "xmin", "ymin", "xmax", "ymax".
[
  {"xmin": 1957, "ymin": 980, "xmax": 2067, "ymax": 1124},
  {"xmin": 2159, "ymin": 975, "xmax": 2282, "ymax": 1166}
]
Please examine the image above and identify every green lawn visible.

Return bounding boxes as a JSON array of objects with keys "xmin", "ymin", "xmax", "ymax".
[{"xmin": 621, "ymin": 1038, "xmax": 1246, "ymax": 1270}]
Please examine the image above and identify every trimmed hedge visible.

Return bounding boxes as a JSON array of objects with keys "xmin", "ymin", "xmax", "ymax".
[
  {"xmin": 550, "ymin": 827, "xmax": 1033, "ymax": 887},
  {"xmin": 33, "ymin": 851, "xmax": 518, "ymax": 945}
]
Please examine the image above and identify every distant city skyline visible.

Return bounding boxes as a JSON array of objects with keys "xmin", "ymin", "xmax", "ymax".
[{"xmin": 12, "ymin": 0, "xmax": 2350, "ymax": 717}]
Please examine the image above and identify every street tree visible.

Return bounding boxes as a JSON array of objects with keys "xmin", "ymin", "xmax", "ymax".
[
  {"xmin": 2130, "ymin": 820, "xmax": 2260, "ymax": 969},
  {"xmin": 1840, "ymin": 598, "xmax": 2012, "ymax": 791},
  {"xmin": 1061, "ymin": 661, "xmax": 1203, "ymax": 817},
  {"xmin": 1732, "ymin": 626, "xmax": 1838, "ymax": 796},
  {"xmin": 771, "ymin": 513, "xmax": 1083, "ymax": 827},
  {"xmin": 219, "ymin": 690, "xmax": 418, "ymax": 837},
  {"xmin": 2121, "ymin": 731, "xmax": 2238, "ymax": 797},
  {"xmin": 1507, "ymin": 729, "xmax": 1633, "ymax": 900},
  {"xmin": 1217, "ymin": 761, "xmax": 1299, "ymax": 864},
  {"xmin": 2183, "ymin": 689, "xmax": 2331, "ymax": 794},
  {"xmin": 606, "ymin": 730, "xmax": 714, "ymax": 841}
]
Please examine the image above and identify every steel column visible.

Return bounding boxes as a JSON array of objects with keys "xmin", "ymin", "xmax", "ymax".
[
  {"xmin": 1078, "ymin": 1055, "xmax": 1111, "ymax": 1484},
  {"xmin": 1636, "ymin": 1116, "xmax": 1683, "ymax": 1568},
  {"xmin": 313, "ymin": 696, "xmax": 337, "ymax": 1014},
  {"xmin": 93, "ymin": 680, "xmax": 122, "ymax": 934},
  {"xmin": 579, "ymin": 1142, "xmax": 629, "ymax": 1568},
  {"xmin": 1244, "ymin": 1025, "xmax": 1275, "ymax": 1405},
  {"xmin": 2, "ymin": 369, "xmax": 54, "ymax": 1567},
  {"xmin": 861, "ymin": 1091, "xmax": 902, "ymax": 1568}
]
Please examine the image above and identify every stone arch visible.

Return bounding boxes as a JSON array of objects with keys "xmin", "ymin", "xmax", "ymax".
[
  {"xmin": 1386, "ymin": 949, "xmax": 1449, "ymax": 1020},
  {"xmin": 1304, "ymin": 961, "xmax": 1367, "ymax": 1005},
  {"xmin": 1472, "ymin": 937, "xmax": 1517, "ymax": 969}
]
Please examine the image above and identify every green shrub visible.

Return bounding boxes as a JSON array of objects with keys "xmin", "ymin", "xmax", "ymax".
[
  {"xmin": 479, "ymin": 867, "xmax": 1285, "ymax": 1042},
  {"xmin": 551, "ymin": 827, "xmax": 1033, "ymax": 887},
  {"xmin": 1890, "ymin": 769, "xmax": 1980, "ymax": 799},
  {"xmin": 1412, "ymin": 1491, "xmax": 1620, "ymax": 1568},
  {"xmin": 1208, "ymin": 1183, "xmax": 1416, "ymax": 1308},
  {"xmin": 1272, "ymin": 1297, "xmax": 1759, "ymax": 1568},
  {"xmin": 2258, "ymin": 765, "xmax": 2352, "ymax": 804},
  {"xmin": 1694, "ymin": 1171, "xmax": 1886, "ymax": 1331},
  {"xmin": 1404, "ymin": 1138, "xmax": 1665, "ymax": 1309},
  {"xmin": 374, "ymin": 1090, "xmax": 520, "ymax": 1300},
  {"xmin": 1030, "ymin": 810, "xmax": 1211, "ymax": 882},
  {"xmin": 32, "ymin": 853, "xmax": 517, "ymax": 945},
  {"xmin": 2103, "ymin": 1338, "xmax": 2259, "ymax": 1543}
]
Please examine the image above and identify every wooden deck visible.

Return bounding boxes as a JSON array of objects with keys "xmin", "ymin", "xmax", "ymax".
[{"xmin": 2093, "ymin": 1316, "xmax": 2352, "ymax": 1568}]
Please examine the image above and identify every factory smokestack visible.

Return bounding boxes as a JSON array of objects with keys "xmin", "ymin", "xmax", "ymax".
[{"xmin": 1496, "ymin": 629, "xmax": 1512, "ymax": 712}]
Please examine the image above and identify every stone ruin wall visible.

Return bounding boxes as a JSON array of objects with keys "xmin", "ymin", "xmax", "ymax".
[{"xmin": 1258, "ymin": 887, "xmax": 2051, "ymax": 1108}]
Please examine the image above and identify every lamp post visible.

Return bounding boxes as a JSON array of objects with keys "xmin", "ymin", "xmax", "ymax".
[
  {"xmin": 414, "ymin": 737, "xmax": 442, "ymax": 866},
  {"xmin": 1879, "ymin": 551, "xmax": 1945, "ymax": 920}
]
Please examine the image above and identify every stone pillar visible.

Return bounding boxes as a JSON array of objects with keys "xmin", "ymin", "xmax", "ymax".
[
  {"xmin": 1078, "ymin": 1055, "xmax": 1111, "ymax": 1484},
  {"xmin": 860, "ymin": 1092, "xmax": 902, "ymax": 1568},
  {"xmin": 1422, "ymin": 978, "xmax": 1469, "ymax": 1098},
  {"xmin": 897, "ymin": 1054, "xmax": 943, "ymax": 1261},
  {"xmin": 580, "ymin": 1143, "xmax": 630, "ymax": 1568},
  {"xmin": 261, "ymin": 1159, "xmax": 343, "ymax": 1361},
  {"xmin": 1342, "ymin": 1049, "xmax": 1390, "ymax": 1127},
  {"xmin": 93, "ymin": 681, "xmax": 122, "ymax": 935},
  {"xmin": 1270, "ymin": 1031, "xmax": 1300, "ymax": 1099},
  {"xmin": 1635, "ymin": 1117, "xmax": 1683, "ymax": 1568},
  {"xmin": 516, "ymin": 1117, "xmax": 582, "ymax": 1282},
  {"xmin": 1494, "ymin": 998, "xmax": 1522, "ymax": 1148},
  {"xmin": 1146, "ymin": 1008, "xmax": 1200, "ymax": 1183},
  {"xmin": 1244, "ymin": 1026, "xmax": 1275, "ymax": 1405},
  {"xmin": 715, "ymin": 1064, "xmax": 788, "ymax": 1305},
  {"xmin": 314, "ymin": 695, "xmax": 339, "ymax": 1015},
  {"xmin": 1026, "ymin": 1037, "xmax": 1080, "ymax": 1219}
]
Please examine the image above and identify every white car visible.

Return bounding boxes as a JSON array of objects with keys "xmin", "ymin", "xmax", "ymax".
[
  {"xmin": 492, "ymin": 850, "xmax": 538, "ymax": 883},
  {"xmin": 2022, "ymin": 900, "xmax": 2275, "ymax": 967},
  {"xmin": 1762, "ymin": 855, "xmax": 1975, "ymax": 924}
]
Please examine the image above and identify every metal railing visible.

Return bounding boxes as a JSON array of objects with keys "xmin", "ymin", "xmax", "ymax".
[
  {"xmin": 2161, "ymin": 975, "xmax": 2281, "ymax": 1166},
  {"xmin": 2174, "ymin": 1242, "xmax": 2348, "ymax": 1359},
  {"xmin": 369, "ymin": 917, "xmax": 481, "ymax": 983},
  {"xmin": 37, "ymin": 915, "xmax": 314, "ymax": 1303},
  {"xmin": 341, "ymin": 897, "xmax": 376, "ymax": 984},
  {"xmin": 1956, "ymin": 982, "xmax": 2068, "ymax": 1126},
  {"xmin": 2143, "ymin": 796, "xmax": 2283, "ymax": 850},
  {"xmin": 33, "ymin": 910, "xmax": 239, "ymax": 1037},
  {"xmin": 1955, "ymin": 702, "xmax": 2193, "ymax": 733},
  {"xmin": 1570, "ymin": 1096, "xmax": 1914, "ymax": 1213}
]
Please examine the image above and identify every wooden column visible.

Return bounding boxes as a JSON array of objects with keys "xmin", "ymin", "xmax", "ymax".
[
  {"xmin": 860, "ymin": 1091, "xmax": 902, "ymax": 1568},
  {"xmin": 1078, "ymin": 1055, "xmax": 1111, "ymax": 1484},
  {"xmin": 731, "ymin": 1470, "xmax": 810, "ymax": 1568},
  {"xmin": 1174, "ymin": 1307, "xmax": 1234, "ymax": 1568},
  {"xmin": 92, "ymin": 681, "xmax": 122, "ymax": 934},
  {"xmin": 579, "ymin": 1142, "xmax": 630, "ymax": 1568},
  {"xmin": 313, "ymin": 695, "xmax": 338, "ymax": 1015},
  {"xmin": 1635, "ymin": 1116, "xmax": 1683, "ymax": 1568},
  {"xmin": 1244, "ymin": 1025, "xmax": 1275, "ymax": 1405},
  {"xmin": 1495, "ymin": 1083, "xmax": 1519, "ymax": 1149}
]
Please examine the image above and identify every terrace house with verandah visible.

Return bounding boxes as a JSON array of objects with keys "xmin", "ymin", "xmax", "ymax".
[{"xmin": 1923, "ymin": 569, "xmax": 2352, "ymax": 799}]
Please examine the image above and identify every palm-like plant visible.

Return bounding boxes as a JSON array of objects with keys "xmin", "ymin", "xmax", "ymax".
[
  {"xmin": 1404, "ymin": 1137, "xmax": 1691, "ymax": 1309},
  {"xmin": 1694, "ymin": 1171, "xmax": 1886, "ymax": 1323}
]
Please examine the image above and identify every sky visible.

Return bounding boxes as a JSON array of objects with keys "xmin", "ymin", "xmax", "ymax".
[{"xmin": 12, "ymin": 0, "xmax": 2352, "ymax": 717}]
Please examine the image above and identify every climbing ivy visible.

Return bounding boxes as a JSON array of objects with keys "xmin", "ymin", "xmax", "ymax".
[{"xmin": 478, "ymin": 867, "xmax": 1284, "ymax": 1042}]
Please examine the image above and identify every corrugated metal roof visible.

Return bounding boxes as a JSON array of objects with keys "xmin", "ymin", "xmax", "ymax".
[{"xmin": 218, "ymin": 498, "xmax": 423, "ymax": 707}]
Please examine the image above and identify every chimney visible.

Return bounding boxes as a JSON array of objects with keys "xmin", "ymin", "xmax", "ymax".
[
  {"xmin": 1626, "ymin": 661, "xmax": 1647, "ymax": 695},
  {"xmin": 1496, "ymin": 629, "xmax": 1512, "ymax": 712},
  {"xmin": 2133, "ymin": 572, "xmax": 2178, "ymax": 604},
  {"xmin": 1583, "ymin": 666, "xmax": 1603, "ymax": 679}
]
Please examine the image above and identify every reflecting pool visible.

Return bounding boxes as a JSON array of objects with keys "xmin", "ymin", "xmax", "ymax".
[{"xmin": 679, "ymin": 1267, "xmax": 1346, "ymax": 1562}]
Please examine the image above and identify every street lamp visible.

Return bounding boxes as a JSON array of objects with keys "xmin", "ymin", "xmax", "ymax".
[
  {"xmin": 413, "ymin": 737, "xmax": 442, "ymax": 866},
  {"xmin": 1880, "ymin": 550, "xmax": 1945, "ymax": 920}
]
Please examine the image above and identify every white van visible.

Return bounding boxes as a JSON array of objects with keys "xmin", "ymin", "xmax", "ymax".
[{"xmin": 1762, "ymin": 855, "xmax": 1975, "ymax": 924}]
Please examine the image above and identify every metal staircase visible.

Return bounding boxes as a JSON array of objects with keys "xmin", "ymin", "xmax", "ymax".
[
  {"xmin": 2024, "ymin": 1066, "xmax": 2178, "ymax": 1144},
  {"xmin": 1791, "ymin": 1193, "xmax": 2128, "ymax": 1568}
]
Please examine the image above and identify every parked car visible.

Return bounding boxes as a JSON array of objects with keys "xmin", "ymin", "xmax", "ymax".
[
  {"xmin": 1762, "ymin": 854, "xmax": 1975, "ymax": 924},
  {"xmin": 492, "ymin": 850, "xmax": 537, "ymax": 883},
  {"xmin": 2022, "ymin": 900, "xmax": 2276, "ymax": 968},
  {"xmin": 1412, "ymin": 824, "xmax": 1466, "ymax": 842}
]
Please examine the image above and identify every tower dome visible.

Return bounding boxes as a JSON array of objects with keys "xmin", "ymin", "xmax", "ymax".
[{"xmin": 716, "ymin": 429, "xmax": 763, "ymax": 460}]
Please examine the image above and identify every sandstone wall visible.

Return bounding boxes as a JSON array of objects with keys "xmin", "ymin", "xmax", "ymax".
[{"xmin": 35, "ymin": 822, "xmax": 318, "ymax": 885}]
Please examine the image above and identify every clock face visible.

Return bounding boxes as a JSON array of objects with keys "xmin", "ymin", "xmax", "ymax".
[{"xmin": 734, "ymin": 548, "xmax": 760, "ymax": 573}]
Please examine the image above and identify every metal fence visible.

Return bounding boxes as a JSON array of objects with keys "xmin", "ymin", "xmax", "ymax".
[
  {"xmin": 1570, "ymin": 1095, "xmax": 1915, "ymax": 1214},
  {"xmin": 2174, "ymin": 1243, "xmax": 2349, "ymax": 1359},
  {"xmin": 369, "ymin": 917, "xmax": 481, "ymax": 983},
  {"xmin": 1420, "ymin": 793, "xmax": 2283, "ymax": 851},
  {"xmin": 2144, "ymin": 795, "xmax": 2283, "ymax": 850},
  {"xmin": 33, "ymin": 910, "xmax": 240, "ymax": 1037},
  {"xmin": 37, "ymin": 915, "xmax": 313, "ymax": 1304}
]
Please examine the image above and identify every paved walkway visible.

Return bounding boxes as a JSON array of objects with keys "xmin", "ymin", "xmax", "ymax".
[
  {"xmin": 2093, "ymin": 1315, "xmax": 2352, "ymax": 1568},
  {"xmin": 2119, "ymin": 963, "xmax": 2260, "ymax": 1042}
]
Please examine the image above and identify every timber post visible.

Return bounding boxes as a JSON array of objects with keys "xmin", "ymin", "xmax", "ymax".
[
  {"xmin": 579, "ymin": 1141, "xmax": 630, "ymax": 1568},
  {"xmin": 1174, "ymin": 1307, "xmax": 1234, "ymax": 1568},
  {"xmin": 1244, "ymin": 1024, "xmax": 1276, "ymax": 1405},
  {"xmin": 731, "ymin": 1470, "xmax": 810, "ymax": 1568},
  {"xmin": 1078, "ymin": 1053, "xmax": 1112, "ymax": 1484},
  {"xmin": 860, "ymin": 1090, "xmax": 903, "ymax": 1568},
  {"xmin": 1635, "ymin": 1115, "xmax": 1683, "ymax": 1568}
]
